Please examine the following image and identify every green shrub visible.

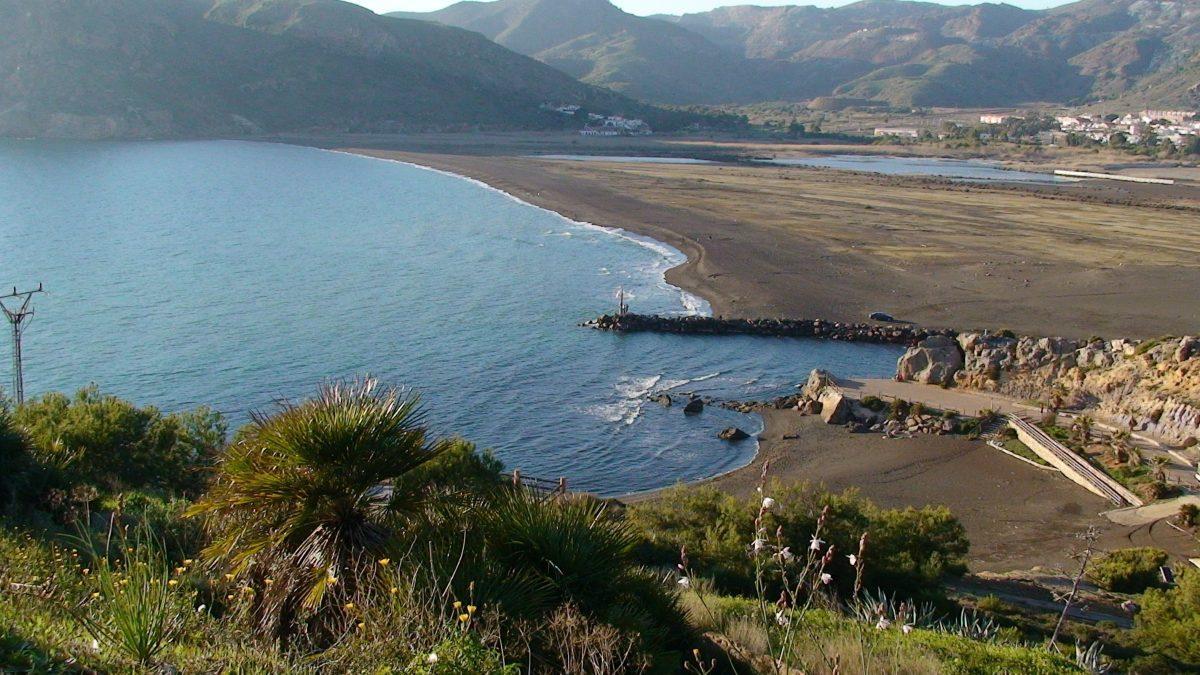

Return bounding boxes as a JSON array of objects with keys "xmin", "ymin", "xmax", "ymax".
[
  {"xmin": 861, "ymin": 396, "xmax": 886, "ymax": 412},
  {"xmin": 1087, "ymin": 548, "xmax": 1169, "ymax": 593},
  {"xmin": 1178, "ymin": 503, "xmax": 1199, "ymax": 528},
  {"xmin": 628, "ymin": 482, "xmax": 968, "ymax": 599},
  {"xmin": 404, "ymin": 632, "xmax": 517, "ymax": 674},
  {"xmin": 1135, "ymin": 568, "xmax": 1200, "ymax": 665},
  {"xmin": 16, "ymin": 387, "xmax": 226, "ymax": 497}
]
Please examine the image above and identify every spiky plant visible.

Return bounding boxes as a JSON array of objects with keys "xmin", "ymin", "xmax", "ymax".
[
  {"xmin": 187, "ymin": 379, "xmax": 448, "ymax": 644},
  {"xmin": 1148, "ymin": 456, "xmax": 1170, "ymax": 482},
  {"xmin": 479, "ymin": 489, "xmax": 689, "ymax": 664}
]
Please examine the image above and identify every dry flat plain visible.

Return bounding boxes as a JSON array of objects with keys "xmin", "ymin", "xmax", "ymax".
[{"xmin": 344, "ymin": 143, "xmax": 1200, "ymax": 339}]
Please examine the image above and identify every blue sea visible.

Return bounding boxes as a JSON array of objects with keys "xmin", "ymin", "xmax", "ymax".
[{"xmin": 0, "ymin": 140, "xmax": 902, "ymax": 494}]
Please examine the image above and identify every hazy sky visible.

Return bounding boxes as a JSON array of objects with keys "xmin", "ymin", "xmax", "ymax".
[{"xmin": 359, "ymin": 0, "xmax": 1072, "ymax": 14}]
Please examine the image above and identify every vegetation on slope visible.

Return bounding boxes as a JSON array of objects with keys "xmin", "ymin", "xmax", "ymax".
[
  {"xmin": 0, "ymin": 0, "xmax": 694, "ymax": 139},
  {"xmin": 0, "ymin": 380, "xmax": 1191, "ymax": 671}
]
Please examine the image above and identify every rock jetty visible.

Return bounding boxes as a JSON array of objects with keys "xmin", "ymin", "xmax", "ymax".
[{"xmin": 584, "ymin": 313, "xmax": 949, "ymax": 345}]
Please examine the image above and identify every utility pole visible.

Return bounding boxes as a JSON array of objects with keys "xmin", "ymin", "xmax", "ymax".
[{"xmin": 1, "ymin": 283, "xmax": 44, "ymax": 405}]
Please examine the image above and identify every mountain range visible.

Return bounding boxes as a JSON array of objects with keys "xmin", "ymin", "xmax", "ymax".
[
  {"xmin": 396, "ymin": 0, "xmax": 1200, "ymax": 108},
  {"xmin": 0, "ymin": 0, "xmax": 674, "ymax": 139}
]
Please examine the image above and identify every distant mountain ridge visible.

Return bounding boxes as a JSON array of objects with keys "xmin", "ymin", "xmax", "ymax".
[
  {"xmin": 397, "ymin": 0, "xmax": 1200, "ymax": 108},
  {"xmin": 0, "ymin": 0, "xmax": 672, "ymax": 139}
]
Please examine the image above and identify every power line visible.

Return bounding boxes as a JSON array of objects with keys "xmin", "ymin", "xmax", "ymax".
[{"xmin": 1, "ymin": 283, "xmax": 44, "ymax": 405}]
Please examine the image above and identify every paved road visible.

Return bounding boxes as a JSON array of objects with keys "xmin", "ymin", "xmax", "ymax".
[{"xmin": 837, "ymin": 378, "xmax": 1039, "ymax": 417}]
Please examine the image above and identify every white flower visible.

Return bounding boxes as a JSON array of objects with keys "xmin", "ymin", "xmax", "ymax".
[
  {"xmin": 820, "ymin": 573, "xmax": 833, "ymax": 585},
  {"xmin": 809, "ymin": 535, "xmax": 824, "ymax": 552},
  {"xmin": 847, "ymin": 554, "xmax": 858, "ymax": 566},
  {"xmin": 775, "ymin": 610, "xmax": 790, "ymax": 626},
  {"xmin": 196, "ymin": 604, "xmax": 207, "ymax": 613},
  {"xmin": 426, "ymin": 652, "xmax": 439, "ymax": 665},
  {"xmin": 761, "ymin": 497, "xmax": 777, "ymax": 510},
  {"xmin": 902, "ymin": 624, "xmax": 914, "ymax": 635},
  {"xmin": 91, "ymin": 639, "xmax": 100, "ymax": 651},
  {"xmin": 677, "ymin": 576, "xmax": 691, "ymax": 588},
  {"xmin": 752, "ymin": 538, "xmax": 767, "ymax": 553},
  {"xmin": 778, "ymin": 546, "xmax": 794, "ymax": 562},
  {"xmin": 876, "ymin": 618, "xmax": 891, "ymax": 630}
]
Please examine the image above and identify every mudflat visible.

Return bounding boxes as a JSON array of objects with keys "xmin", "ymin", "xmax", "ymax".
[{"xmin": 339, "ymin": 142, "xmax": 1200, "ymax": 340}]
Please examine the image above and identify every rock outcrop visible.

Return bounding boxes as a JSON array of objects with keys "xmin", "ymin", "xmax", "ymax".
[
  {"xmin": 683, "ymin": 397, "xmax": 705, "ymax": 415},
  {"xmin": 949, "ymin": 333, "xmax": 1200, "ymax": 446},
  {"xmin": 896, "ymin": 335, "xmax": 964, "ymax": 385},
  {"xmin": 718, "ymin": 427, "xmax": 750, "ymax": 441}
]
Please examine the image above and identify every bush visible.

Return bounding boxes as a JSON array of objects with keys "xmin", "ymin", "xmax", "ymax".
[
  {"xmin": 1135, "ymin": 568, "xmax": 1200, "ymax": 665},
  {"xmin": 1177, "ymin": 503, "xmax": 1198, "ymax": 528},
  {"xmin": 628, "ymin": 482, "xmax": 968, "ymax": 599},
  {"xmin": 861, "ymin": 396, "xmax": 886, "ymax": 412},
  {"xmin": 16, "ymin": 387, "xmax": 226, "ymax": 497},
  {"xmin": 1087, "ymin": 548, "xmax": 1169, "ymax": 593}
]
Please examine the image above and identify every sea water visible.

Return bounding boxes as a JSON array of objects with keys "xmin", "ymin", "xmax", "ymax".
[{"xmin": 0, "ymin": 140, "xmax": 902, "ymax": 494}]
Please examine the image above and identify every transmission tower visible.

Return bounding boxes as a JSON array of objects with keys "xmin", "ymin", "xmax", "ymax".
[{"xmin": 1, "ymin": 284, "xmax": 44, "ymax": 405}]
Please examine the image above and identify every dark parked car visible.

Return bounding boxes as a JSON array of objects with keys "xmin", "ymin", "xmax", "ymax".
[{"xmin": 869, "ymin": 311, "xmax": 896, "ymax": 322}]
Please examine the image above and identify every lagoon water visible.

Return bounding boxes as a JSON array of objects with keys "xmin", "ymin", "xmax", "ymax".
[
  {"xmin": 0, "ymin": 140, "xmax": 902, "ymax": 494},
  {"xmin": 759, "ymin": 155, "xmax": 1073, "ymax": 184}
]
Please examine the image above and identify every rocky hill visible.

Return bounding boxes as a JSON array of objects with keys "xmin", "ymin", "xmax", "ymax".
[
  {"xmin": 0, "ymin": 0, "xmax": 667, "ymax": 139},
  {"xmin": 402, "ymin": 0, "xmax": 1200, "ymax": 108},
  {"xmin": 899, "ymin": 332, "xmax": 1200, "ymax": 446},
  {"xmin": 393, "ymin": 0, "xmax": 840, "ymax": 104}
]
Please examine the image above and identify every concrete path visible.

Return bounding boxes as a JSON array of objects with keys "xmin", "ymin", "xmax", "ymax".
[
  {"xmin": 1104, "ymin": 495, "xmax": 1200, "ymax": 526},
  {"xmin": 837, "ymin": 377, "xmax": 1038, "ymax": 417}
]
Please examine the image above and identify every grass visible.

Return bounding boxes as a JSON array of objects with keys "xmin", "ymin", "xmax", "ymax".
[
  {"xmin": 1002, "ymin": 438, "xmax": 1050, "ymax": 466},
  {"xmin": 678, "ymin": 589, "xmax": 1081, "ymax": 674}
]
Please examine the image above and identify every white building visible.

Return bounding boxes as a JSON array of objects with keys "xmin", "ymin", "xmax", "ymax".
[{"xmin": 874, "ymin": 127, "xmax": 920, "ymax": 138}]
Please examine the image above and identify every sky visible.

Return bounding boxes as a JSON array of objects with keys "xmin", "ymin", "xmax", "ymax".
[{"xmin": 359, "ymin": 0, "xmax": 1072, "ymax": 14}]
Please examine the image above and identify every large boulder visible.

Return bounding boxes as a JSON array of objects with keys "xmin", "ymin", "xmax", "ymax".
[
  {"xmin": 718, "ymin": 427, "xmax": 750, "ymax": 441},
  {"xmin": 802, "ymin": 369, "xmax": 835, "ymax": 400},
  {"xmin": 819, "ymin": 391, "xmax": 853, "ymax": 424},
  {"xmin": 897, "ymin": 335, "xmax": 964, "ymax": 385},
  {"xmin": 683, "ymin": 397, "xmax": 704, "ymax": 415}
]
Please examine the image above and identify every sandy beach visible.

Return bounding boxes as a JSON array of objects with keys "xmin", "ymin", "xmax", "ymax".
[
  {"xmin": 329, "ymin": 138, "xmax": 1200, "ymax": 340},
  {"xmin": 316, "ymin": 134, "xmax": 1200, "ymax": 570}
]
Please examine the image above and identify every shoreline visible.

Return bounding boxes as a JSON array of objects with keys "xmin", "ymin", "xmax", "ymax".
[
  {"xmin": 324, "ymin": 143, "xmax": 1200, "ymax": 340},
  {"xmin": 302, "ymin": 141, "xmax": 1192, "ymax": 570}
]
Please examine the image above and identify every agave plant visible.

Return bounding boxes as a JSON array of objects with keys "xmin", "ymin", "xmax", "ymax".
[{"xmin": 187, "ymin": 378, "xmax": 448, "ymax": 643}]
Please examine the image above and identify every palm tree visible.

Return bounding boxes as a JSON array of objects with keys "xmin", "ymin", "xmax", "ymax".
[
  {"xmin": 1148, "ymin": 456, "xmax": 1170, "ymax": 483},
  {"xmin": 187, "ymin": 379, "xmax": 448, "ymax": 644},
  {"xmin": 1071, "ymin": 415, "xmax": 1094, "ymax": 445}
]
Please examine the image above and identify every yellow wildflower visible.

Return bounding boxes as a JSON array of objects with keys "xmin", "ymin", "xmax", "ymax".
[
  {"xmin": 389, "ymin": 586, "xmax": 399, "ymax": 595},
  {"xmin": 344, "ymin": 602, "xmax": 355, "ymax": 610},
  {"xmin": 467, "ymin": 605, "xmax": 477, "ymax": 615},
  {"xmin": 458, "ymin": 614, "xmax": 470, "ymax": 623},
  {"xmin": 452, "ymin": 601, "xmax": 462, "ymax": 609},
  {"xmin": 168, "ymin": 579, "xmax": 179, "ymax": 587},
  {"xmin": 377, "ymin": 558, "xmax": 390, "ymax": 567}
]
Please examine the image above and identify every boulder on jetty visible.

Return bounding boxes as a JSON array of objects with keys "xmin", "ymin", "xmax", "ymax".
[
  {"xmin": 897, "ymin": 335, "xmax": 964, "ymax": 385},
  {"xmin": 718, "ymin": 427, "xmax": 750, "ymax": 441},
  {"xmin": 649, "ymin": 393, "xmax": 672, "ymax": 407},
  {"xmin": 683, "ymin": 397, "xmax": 704, "ymax": 415},
  {"xmin": 819, "ymin": 391, "xmax": 852, "ymax": 425},
  {"xmin": 584, "ymin": 313, "xmax": 949, "ymax": 345}
]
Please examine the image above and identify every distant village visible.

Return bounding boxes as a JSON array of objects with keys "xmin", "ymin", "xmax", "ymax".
[
  {"xmin": 543, "ymin": 104, "xmax": 653, "ymax": 136},
  {"xmin": 1051, "ymin": 110, "xmax": 1200, "ymax": 148},
  {"xmin": 874, "ymin": 109, "xmax": 1200, "ymax": 152}
]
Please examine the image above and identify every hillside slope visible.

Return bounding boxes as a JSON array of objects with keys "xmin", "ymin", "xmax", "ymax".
[
  {"xmin": 392, "ymin": 0, "xmax": 845, "ymax": 104},
  {"xmin": 0, "ymin": 0, "xmax": 660, "ymax": 139},
  {"xmin": 407, "ymin": 0, "xmax": 1200, "ymax": 108}
]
